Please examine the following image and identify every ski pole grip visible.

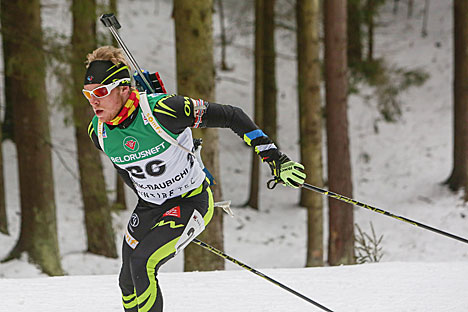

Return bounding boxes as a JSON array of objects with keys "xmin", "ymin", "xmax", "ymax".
[{"xmin": 100, "ymin": 13, "xmax": 121, "ymax": 29}]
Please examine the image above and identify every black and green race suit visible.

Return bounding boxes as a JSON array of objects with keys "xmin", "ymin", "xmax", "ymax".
[{"xmin": 88, "ymin": 90, "xmax": 280, "ymax": 312}]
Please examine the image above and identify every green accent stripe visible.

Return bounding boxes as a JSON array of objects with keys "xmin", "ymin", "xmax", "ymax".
[
  {"xmin": 181, "ymin": 182, "xmax": 204, "ymax": 198},
  {"xmin": 106, "ymin": 63, "xmax": 121, "ymax": 72},
  {"xmin": 204, "ymin": 187, "xmax": 214, "ymax": 225},
  {"xmin": 87, "ymin": 121, "xmax": 94, "ymax": 139},
  {"xmin": 138, "ymin": 237, "xmax": 180, "ymax": 312},
  {"xmin": 156, "ymin": 98, "xmax": 177, "ymax": 113},
  {"xmin": 123, "ymin": 292, "xmax": 136, "ymax": 301},
  {"xmin": 151, "ymin": 220, "xmax": 184, "ymax": 230},
  {"xmin": 100, "ymin": 66, "xmax": 130, "ymax": 84},
  {"xmin": 154, "ymin": 108, "xmax": 176, "ymax": 118},
  {"xmin": 123, "ymin": 300, "xmax": 137, "ymax": 309},
  {"xmin": 122, "ymin": 291, "xmax": 137, "ymax": 309}
]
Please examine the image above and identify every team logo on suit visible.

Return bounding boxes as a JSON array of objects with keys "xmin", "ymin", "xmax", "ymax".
[{"xmin": 123, "ymin": 136, "xmax": 139, "ymax": 152}]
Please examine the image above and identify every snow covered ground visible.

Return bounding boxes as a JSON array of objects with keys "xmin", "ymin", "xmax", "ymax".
[
  {"xmin": 1, "ymin": 0, "xmax": 468, "ymax": 311},
  {"xmin": 3, "ymin": 262, "xmax": 468, "ymax": 312}
]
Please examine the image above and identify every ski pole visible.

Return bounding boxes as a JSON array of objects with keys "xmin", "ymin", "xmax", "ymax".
[
  {"xmin": 192, "ymin": 238, "xmax": 334, "ymax": 312},
  {"xmin": 99, "ymin": 13, "xmax": 155, "ymax": 93},
  {"xmin": 268, "ymin": 179, "xmax": 468, "ymax": 245}
]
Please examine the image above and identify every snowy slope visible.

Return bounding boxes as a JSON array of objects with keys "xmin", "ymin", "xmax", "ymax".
[{"xmin": 2, "ymin": 262, "xmax": 468, "ymax": 312}]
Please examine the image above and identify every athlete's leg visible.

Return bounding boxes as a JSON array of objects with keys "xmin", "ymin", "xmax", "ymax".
[
  {"xmin": 119, "ymin": 239, "xmax": 138, "ymax": 311},
  {"xmin": 129, "ymin": 188, "xmax": 214, "ymax": 312}
]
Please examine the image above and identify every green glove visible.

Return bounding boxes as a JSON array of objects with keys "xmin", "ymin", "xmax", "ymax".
[{"xmin": 270, "ymin": 154, "xmax": 306, "ymax": 188}]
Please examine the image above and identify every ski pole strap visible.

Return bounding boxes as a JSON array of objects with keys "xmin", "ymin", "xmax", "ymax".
[{"xmin": 267, "ymin": 177, "xmax": 283, "ymax": 189}]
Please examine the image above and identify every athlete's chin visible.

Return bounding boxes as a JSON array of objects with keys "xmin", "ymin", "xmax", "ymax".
[{"xmin": 95, "ymin": 110, "xmax": 111, "ymax": 122}]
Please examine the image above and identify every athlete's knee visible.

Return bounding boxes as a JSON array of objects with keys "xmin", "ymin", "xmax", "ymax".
[
  {"xmin": 119, "ymin": 270, "xmax": 133, "ymax": 293},
  {"xmin": 129, "ymin": 254, "xmax": 153, "ymax": 280}
]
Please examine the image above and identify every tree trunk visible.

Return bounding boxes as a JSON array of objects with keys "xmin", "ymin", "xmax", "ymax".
[
  {"xmin": 1, "ymin": 86, "xmax": 14, "ymax": 142},
  {"xmin": 447, "ymin": 1, "xmax": 468, "ymax": 196},
  {"xmin": 246, "ymin": 0, "xmax": 265, "ymax": 210},
  {"xmin": 107, "ymin": 0, "xmax": 126, "ymax": 211},
  {"xmin": 217, "ymin": 0, "xmax": 229, "ymax": 71},
  {"xmin": 324, "ymin": 0, "xmax": 355, "ymax": 266},
  {"xmin": 1, "ymin": 0, "xmax": 63, "ymax": 275},
  {"xmin": 348, "ymin": 0, "xmax": 363, "ymax": 67},
  {"xmin": 173, "ymin": 0, "xmax": 225, "ymax": 271},
  {"xmin": 262, "ymin": 0, "xmax": 277, "ymax": 143},
  {"xmin": 71, "ymin": 0, "xmax": 117, "ymax": 258},
  {"xmin": 421, "ymin": 0, "xmax": 430, "ymax": 37},
  {"xmin": 447, "ymin": 0, "xmax": 468, "ymax": 192},
  {"xmin": 393, "ymin": 0, "xmax": 400, "ymax": 15},
  {"xmin": 109, "ymin": 0, "xmax": 118, "ymax": 47},
  {"xmin": 297, "ymin": 0, "xmax": 324, "ymax": 267},
  {"xmin": 407, "ymin": 0, "xmax": 414, "ymax": 18},
  {"xmin": 113, "ymin": 177, "xmax": 127, "ymax": 211},
  {"xmin": 0, "ymin": 125, "xmax": 7, "ymax": 234},
  {"xmin": 366, "ymin": 0, "xmax": 375, "ymax": 61}
]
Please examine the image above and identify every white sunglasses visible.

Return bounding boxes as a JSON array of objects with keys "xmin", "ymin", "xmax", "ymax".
[{"xmin": 82, "ymin": 78, "xmax": 130, "ymax": 100}]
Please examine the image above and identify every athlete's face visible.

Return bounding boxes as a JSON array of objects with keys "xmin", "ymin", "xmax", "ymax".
[{"xmin": 84, "ymin": 84, "xmax": 130, "ymax": 122}]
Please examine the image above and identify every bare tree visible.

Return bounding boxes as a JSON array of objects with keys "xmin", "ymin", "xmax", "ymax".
[
  {"xmin": 71, "ymin": 0, "xmax": 117, "ymax": 258},
  {"xmin": 217, "ymin": 0, "xmax": 230, "ymax": 70},
  {"xmin": 365, "ymin": 0, "xmax": 375, "ymax": 61},
  {"xmin": 246, "ymin": 0, "xmax": 265, "ymax": 210},
  {"xmin": 297, "ymin": 0, "xmax": 324, "ymax": 267},
  {"xmin": 0, "ymin": 125, "xmax": 6, "ymax": 234},
  {"xmin": 447, "ymin": 0, "xmax": 468, "ymax": 194},
  {"xmin": 408, "ymin": 0, "xmax": 414, "ymax": 18},
  {"xmin": 108, "ymin": 0, "xmax": 127, "ymax": 212},
  {"xmin": 324, "ymin": 0, "xmax": 355, "ymax": 266},
  {"xmin": 173, "ymin": 0, "xmax": 224, "ymax": 271},
  {"xmin": 348, "ymin": 0, "xmax": 363, "ymax": 67},
  {"xmin": 262, "ymin": 0, "xmax": 277, "ymax": 143},
  {"xmin": 421, "ymin": 0, "xmax": 430, "ymax": 37},
  {"xmin": 1, "ymin": 0, "xmax": 63, "ymax": 275}
]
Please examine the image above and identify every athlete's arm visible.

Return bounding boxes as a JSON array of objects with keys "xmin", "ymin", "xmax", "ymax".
[{"xmin": 153, "ymin": 94, "xmax": 282, "ymax": 163}]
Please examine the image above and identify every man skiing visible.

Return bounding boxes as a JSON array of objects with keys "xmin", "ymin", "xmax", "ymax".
[{"xmin": 84, "ymin": 45, "xmax": 306, "ymax": 312}]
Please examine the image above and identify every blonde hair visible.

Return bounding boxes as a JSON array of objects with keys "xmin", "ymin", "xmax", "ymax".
[{"xmin": 85, "ymin": 46, "xmax": 129, "ymax": 68}]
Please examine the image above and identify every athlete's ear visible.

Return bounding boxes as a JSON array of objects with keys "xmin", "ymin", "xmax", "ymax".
[{"xmin": 120, "ymin": 86, "xmax": 131, "ymax": 95}]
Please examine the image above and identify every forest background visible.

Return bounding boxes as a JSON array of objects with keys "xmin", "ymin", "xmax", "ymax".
[{"xmin": 0, "ymin": 0, "xmax": 467, "ymax": 282}]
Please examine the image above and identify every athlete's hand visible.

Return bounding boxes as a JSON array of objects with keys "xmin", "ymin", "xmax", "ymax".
[{"xmin": 270, "ymin": 154, "xmax": 306, "ymax": 188}]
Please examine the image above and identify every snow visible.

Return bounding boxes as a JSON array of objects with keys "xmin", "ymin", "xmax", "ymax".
[
  {"xmin": 3, "ymin": 262, "xmax": 468, "ymax": 312},
  {"xmin": 1, "ymin": 0, "xmax": 468, "ymax": 311}
]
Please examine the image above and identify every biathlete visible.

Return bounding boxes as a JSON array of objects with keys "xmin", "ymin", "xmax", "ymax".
[{"xmin": 84, "ymin": 46, "xmax": 306, "ymax": 312}]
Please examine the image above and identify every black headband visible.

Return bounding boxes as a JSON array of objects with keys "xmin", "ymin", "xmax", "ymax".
[{"xmin": 84, "ymin": 60, "xmax": 131, "ymax": 85}]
